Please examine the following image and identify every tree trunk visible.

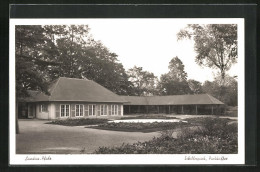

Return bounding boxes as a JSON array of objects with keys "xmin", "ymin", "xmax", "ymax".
[{"xmin": 16, "ymin": 101, "xmax": 19, "ymax": 134}]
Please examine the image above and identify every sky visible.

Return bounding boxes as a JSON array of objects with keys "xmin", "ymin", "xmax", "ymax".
[{"xmin": 77, "ymin": 19, "xmax": 238, "ymax": 83}]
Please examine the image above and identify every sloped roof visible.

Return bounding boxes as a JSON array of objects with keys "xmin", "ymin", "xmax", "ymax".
[
  {"xmin": 26, "ymin": 77, "xmax": 126, "ymax": 103},
  {"xmin": 121, "ymin": 94, "xmax": 224, "ymax": 105}
]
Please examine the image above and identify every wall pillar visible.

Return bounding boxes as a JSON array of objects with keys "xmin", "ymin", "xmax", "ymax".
[
  {"xmin": 168, "ymin": 105, "xmax": 170, "ymax": 114},
  {"xmin": 157, "ymin": 106, "xmax": 159, "ymax": 114},
  {"xmin": 195, "ymin": 105, "xmax": 198, "ymax": 115},
  {"xmin": 128, "ymin": 105, "xmax": 130, "ymax": 114},
  {"xmin": 211, "ymin": 105, "xmax": 214, "ymax": 115},
  {"xmin": 121, "ymin": 104, "xmax": 124, "ymax": 116},
  {"xmin": 182, "ymin": 105, "xmax": 184, "ymax": 114}
]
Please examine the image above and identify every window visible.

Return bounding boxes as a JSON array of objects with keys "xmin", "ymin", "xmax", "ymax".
[
  {"xmin": 100, "ymin": 105, "xmax": 107, "ymax": 116},
  {"xmin": 88, "ymin": 105, "xmax": 96, "ymax": 116},
  {"xmin": 75, "ymin": 104, "xmax": 84, "ymax": 117},
  {"xmin": 40, "ymin": 104, "xmax": 48, "ymax": 112},
  {"xmin": 60, "ymin": 104, "xmax": 70, "ymax": 117},
  {"xmin": 111, "ymin": 105, "xmax": 118, "ymax": 116}
]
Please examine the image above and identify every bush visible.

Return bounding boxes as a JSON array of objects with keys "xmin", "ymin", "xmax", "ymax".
[
  {"xmin": 46, "ymin": 118, "xmax": 109, "ymax": 126},
  {"xmin": 93, "ymin": 121, "xmax": 189, "ymax": 132},
  {"xmin": 94, "ymin": 117, "xmax": 237, "ymax": 154},
  {"xmin": 121, "ymin": 115, "xmax": 177, "ymax": 120}
]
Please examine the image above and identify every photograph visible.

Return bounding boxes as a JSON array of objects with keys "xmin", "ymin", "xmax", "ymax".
[{"xmin": 9, "ymin": 18, "xmax": 245, "ymax": 165}]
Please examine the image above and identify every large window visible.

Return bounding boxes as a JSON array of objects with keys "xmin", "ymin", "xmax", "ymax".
[
  {"xmin": 75, "ymin": 104, "xmax": 84, "ymax": 117},
  {"xmin": 60, "ymin": 104, "xmax": 70, "ymax": 117},
  {"xmin": 40, "ymin": 104, "xmax": 48, "ymax": 112},
  {"xmin": 88, "ymin": 105, "xmax": 96, "ymax": 116},
  {"xmin": 100, "ymin": 105, "xmax": 107, "ymax": 116},
  {"xmin": 111, "ymin": 105, "xmax": 118, "ymax": 116}
]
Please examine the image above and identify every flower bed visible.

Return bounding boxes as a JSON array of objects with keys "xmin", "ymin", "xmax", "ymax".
[
  {"xmin": 88, "ymin": 121, "xmax": 190, "ymax": 132},
  {"xmin": 46, "ymin": 118, "xmax": 109, "ymax": 126},
  {"xmin": 94, "ymin": 118, "xmax": 237, "ymax": 154}
]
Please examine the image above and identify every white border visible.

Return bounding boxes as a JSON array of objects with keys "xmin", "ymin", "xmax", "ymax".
[{"xmin": 9, "ymin": 18, "xmax": 245, "ymax": 165}]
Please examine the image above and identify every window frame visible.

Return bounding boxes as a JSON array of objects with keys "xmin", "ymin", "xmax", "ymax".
[
  {"xmin": 88, "ymin": 104, "xmax": 96, "ymax": 116},
  {"xmin": 100, "ymin": 104, "xmax": 107, "ymax": 116},
  {"xmin": 75, "ymin": 104, "xmax": 84, "ymax": 117},
  {"xmin": 60, "ymin": 104, "xmax": 70, "ymax": 118},
  {"xmin": 111, "ymin": 104, "xmax": 118, "ymax": 116},
  {"xmin": 40, "ymin": 104, "xmax": 48, "ymax": 112}
]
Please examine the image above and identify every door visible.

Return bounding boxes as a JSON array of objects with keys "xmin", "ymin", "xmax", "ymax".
[{"xmin": 28, "ymin": 103, "xmax": 36, "ymax": 118}]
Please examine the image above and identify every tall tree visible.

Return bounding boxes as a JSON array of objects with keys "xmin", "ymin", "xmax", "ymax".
[
  {"xmin": 168, "ymin": 56, "xmax": 188, "ymax": 81},
  {"xmin": 15, "ymin": 25, "xmax": 58, "ymax": 134},
  {"xmin": 16, "ymin": 25, "xmax": 57, "ymax": 98},
  {"xmin": 127, "ymin": 66, "xmax": 158, "ymax": 96},
  {"xmin": 42, "ymin": 25, "xmax": 133, "ymax": 95},
  {"xmin": 177, "ymin": 24, "xmax": 237, "ymax": 84},
  {"xmin": 158, "ymin": 57, "xmax": 191, "ymax": 95}
]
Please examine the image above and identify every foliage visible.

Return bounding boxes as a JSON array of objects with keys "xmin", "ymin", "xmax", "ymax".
[
  {"xmin": 177, "ymin": 24, "xmax": 237, "ymax": 83},
  {"xmin": 46, "ymin": 118, "xmax": 109, "ymax": 126},
  {"xmin": 16, "ymin": 25, "xmax": 134, "ymax": 98},
  {"xmin": 158, "ymin": 57, "xmax": 191, "ymax": 95},
  {"xmin": 94, "ymin": 121, "xmax": 189, "ymax": 132},
  {"xmin": 120, "ymin": 115, "xmax": 178, "ymax": 119},
  {"xmin": 15, "ymin": 25, "xmax": 57, "ymax": 98},
  {"xmin": 188, "ymin": 79, "xmax": 203, "ymax": 94},
  {"xmin": 127, "ymin": 66, "xmax": 158, "ymax": 96},
  {"xmin": 202, "ymin": 75, "xmax": 237, "ymax": 106},
  {"xmin": 94, "ymin": 117, "xmax": 237, "ymax": 154}
]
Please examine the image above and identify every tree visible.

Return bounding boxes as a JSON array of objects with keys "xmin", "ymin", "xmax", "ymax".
[
  {"xmin": 158, "ymin": 74, "xmax": 191, "ymax": 95},
  {"xmin": 158, "ymin": 57, "xmax": 191, "ymax": 95},
  {"xmin": 41, "ymin": 25, "xmax": 133, "ymax": 95},
  {"xmin": 15, "ymin": 25, "xmax": 56, "ymax": 98},
  {"xmin": 177, "ymin": 24, "xmax": 237, "ymax": 84},
  {"xmin": 127, "ymin": 66, "xmax": 158, "ymax": 96},
  {"xmin": 188, "ymin": 79, "xmax": 203, "ymax": 94},
  {"xmin": 168, "ymin": 56, "xmax": 188, "ymax": 81},
  {"xmin": 15, "ymin": 25, "xmax": 59, "ymax": 134},
  {"xmin": 202, "ymin": 75, "xmax": 237, "ymax": 106}
]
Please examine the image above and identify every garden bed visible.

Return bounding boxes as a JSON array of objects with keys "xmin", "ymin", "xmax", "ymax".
[
  {"xmin": 87, "ymin": 121, "xmax": 190, "ymax": 133},
  {"xmin": 46, "ymin": 118, "xmax": 109, "ymax": 126},
  {"xmin": 120, "ymin": 114, "xmax": 178, "ymax": 120},
  {"xmin": 94, "ymin": 117, "xmax": 238, "ymax": 154}
]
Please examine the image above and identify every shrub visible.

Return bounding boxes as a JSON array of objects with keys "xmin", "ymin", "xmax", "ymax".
[
  {"xmin": 94, "ymin": 117, "xmax": 237, "ymax": 154},
  {"xmin": 94, "ymin": 121, "xmax": 189, "ymax": 132},
  {"xmin": 46, "ymin": 118, "xmax": 109, "ymax": 126},
  {"xmin": 121, "ymin": 115, "xmax": 178, "ymax": 120}
]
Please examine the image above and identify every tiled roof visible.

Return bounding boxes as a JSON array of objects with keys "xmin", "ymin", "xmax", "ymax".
[
  {"xmin": 26, "ymin": 77, "xmax": 126, "ymax": 103},
  {"xmin": 121, "ymin": 94, "xmax": 224, "ymax": 105}
]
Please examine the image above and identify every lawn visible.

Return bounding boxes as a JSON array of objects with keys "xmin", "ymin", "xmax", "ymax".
[{"xmin": 94, "ymin": 117, "xmax": 238, "ymax": 154}]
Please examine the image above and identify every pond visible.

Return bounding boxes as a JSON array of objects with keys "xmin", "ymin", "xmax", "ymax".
[{"xmin": 109, "ymin": 119, "xmax": 187, "ymax": 123}]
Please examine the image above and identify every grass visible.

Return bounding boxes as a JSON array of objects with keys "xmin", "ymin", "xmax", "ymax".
[
  {"xmin": 87, "ymin": 121, "xmax": 190, "ymax": 133},
  {"xmin": 46, "ymin": 118, "xmax": 109, "ymax": 126},
  {"xmin": 94, "ymin": 117, "xmax": 238, "ymax": 154}
]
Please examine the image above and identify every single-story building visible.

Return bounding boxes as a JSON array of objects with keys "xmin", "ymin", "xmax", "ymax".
[
  {"xmin": 19, "ymin": 77, "xmax": 126, "ymax": 119},
  {"xmin": 18, "ymin": 77, "xmax": 225, "ymax": 119},
  {"xmin": 121, "ymin": 94, "xmax": 225, "ymax": 115}
]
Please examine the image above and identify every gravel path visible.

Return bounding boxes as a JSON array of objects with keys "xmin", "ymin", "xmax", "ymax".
[{"xmin": 16, "ymin": 120, "xmax": 160, "ymax": 154}]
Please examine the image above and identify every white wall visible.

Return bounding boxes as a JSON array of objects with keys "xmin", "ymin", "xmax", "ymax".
[{"xmin": 36, "ymin": 103, "xmax": 50, "ymax": 120}]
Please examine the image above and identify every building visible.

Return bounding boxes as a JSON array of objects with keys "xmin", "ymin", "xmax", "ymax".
[
  {"xmin": 18, "ymin": 77, "xmax": 225, "ymax": 119},
  {"xmin": 121, "ymin": 94, "xmax": 225, "ymax": 115},
  {"xmin": 19, "ymin": 77, "xmax": 125, "ymax": 119}
]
